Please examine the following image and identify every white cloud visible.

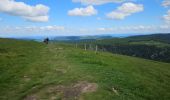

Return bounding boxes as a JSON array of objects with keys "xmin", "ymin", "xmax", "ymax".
[
  {"xmin": 25, "ymin": 26, "xmax": 65, "ymax": 31},
  {"xmin": 1, "ymin": 25, "xmax": 65, "ymax": 33},
  {"xmin": 24, "ymin": 16, "xmax": 49, "ymax": 22},
  {"xmin": 163, "ymin": 10, "xmax": 170, "ymax": 24},
  {"xmin": 0, "ymin": 25, "xmax": 66, "ymax": 37},
  {"xmin": 106, "ymin": 2, "xmax": 144, "ymax": 20},
  {"xmin": 68, "ymin": 5, "xmax": 97, "ymax": 16},
  {"xmin": 0, "ymin": 0, "xmax": 49, "ymax": 22},
  {"xmin": 40, "ymin": 26, "xmax": 65, "ymax": 31},
  {"xmin": 160, "ymin": 25, "xmax": 170, "ymax": 29},
  {"xmin": 72, "ymin": 0, "xmax": 128, "ymax": 5},
  {"xmin": 162, "ymin": 0, "xmax": 170, "ymax": 7}
]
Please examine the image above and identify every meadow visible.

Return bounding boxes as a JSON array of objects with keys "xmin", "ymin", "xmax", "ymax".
[{"xmin": 0, "ymin": 38, "xmax": 170, "ymax": 100}]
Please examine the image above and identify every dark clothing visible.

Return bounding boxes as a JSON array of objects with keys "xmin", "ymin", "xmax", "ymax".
[{"xmin": 44, "ymin": 38, "xmax": 49, "ymax": 44}]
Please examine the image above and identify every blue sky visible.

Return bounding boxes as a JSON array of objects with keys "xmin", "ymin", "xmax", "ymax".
[{"xmin": 0, "ymin": 0, "xmax": 170, "ymax": 37}]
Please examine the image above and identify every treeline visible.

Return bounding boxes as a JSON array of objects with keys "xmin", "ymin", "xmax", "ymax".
[
  {"xmin": 97, "ymin": 44, "xmax": 170, "ymax": 63},
  {"xmin": 76, "ymin": 43, "xmax": 170, "ymax": 63}
]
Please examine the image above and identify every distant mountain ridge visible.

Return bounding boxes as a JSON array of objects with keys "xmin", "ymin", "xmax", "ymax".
[
  {"xmin": 51, "ymin": 35, "xmax": 113, "ymax": 41},
  {"xmin": 2, "ymin": 33, "xmax": 170, "ymax": 43},
  {"xmin": 51, "ymin": 33, "xmax": 170, "ymax": 42}
]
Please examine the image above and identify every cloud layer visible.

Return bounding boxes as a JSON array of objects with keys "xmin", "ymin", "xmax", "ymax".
[
  {"xmin": 96, "ymin": 25, "xmax": 170, "ymax": 34},
  {"xmin": 72, "ymin": 0, "xmax": 127, "ymax": 5},
  {"xmin": 0, "ymin": 0, "xmax": 49, "ymax": 22},
  {"xmin": 68, "ymin": 6, "xmax": 97, "ymax": 16},
  {"xmin": 1, "ymin": 24, "xmax": 170, "ymax": 37},
  {"xmin": 0, "ymin": 25, "xmax": 65, "ymax": 37},
  {"xmin": 106, "ymin": 2, "xmax": 143, "ymax": 20},
  {"xmin": 162, "ymin": 0, "xmax": 170, "ymax": 7}
]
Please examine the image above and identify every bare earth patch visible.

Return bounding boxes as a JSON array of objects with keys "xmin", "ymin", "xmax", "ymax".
[
  {"xmin": 24, "ymin": 81, "xmax": 98, "ymax": 100},
  {"xmin": 23, "ymin": 75, "xmax": 31, "ymax": 82},
  {"xmin": 55, "ymin": 68, "xmax": 67, "ymax": 74},
  {"xmin": 112, "ymin": 87, "xmax": 119, "ymax": 95}
]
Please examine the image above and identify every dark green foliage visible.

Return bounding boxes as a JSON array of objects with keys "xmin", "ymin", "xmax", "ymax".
[{"xmin": 98, "ymin": 44, "xmax": 170, "ymax": 62}]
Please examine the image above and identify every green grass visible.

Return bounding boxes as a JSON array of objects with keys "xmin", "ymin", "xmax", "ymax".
[{"xmin": 0, "ymin": 38, "xmax": 170, "ymax": 100}]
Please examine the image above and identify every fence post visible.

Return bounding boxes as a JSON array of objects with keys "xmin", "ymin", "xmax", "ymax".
[
  {"xmin": 95, "ymin": 45, "xmax": 98, "ymax": 54},
  {"xmin": 84, "ymin": 44, "xmax": 87, "ymax": 51},
  {"xmin": 89, "ymin": 44, "xmax": 92, "ymax": 50},
  {"xmin": 75, "ymin": 43, "xmax": 78, "ymax": 48}
]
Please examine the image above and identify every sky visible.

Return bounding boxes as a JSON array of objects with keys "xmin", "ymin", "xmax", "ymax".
[{"xmin": 0, "ymin": 0, "xmax": 170, "ymax": 37}]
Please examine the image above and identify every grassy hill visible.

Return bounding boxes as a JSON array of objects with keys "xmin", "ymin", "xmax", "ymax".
[{"xmin": 0, "ymin": 38, "xmax": 170, "ymax": 100}]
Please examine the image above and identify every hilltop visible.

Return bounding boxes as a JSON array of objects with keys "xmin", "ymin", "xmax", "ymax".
[{"xmin": 0, "ymin": 38, "xmax": 170, "ymax": 100}]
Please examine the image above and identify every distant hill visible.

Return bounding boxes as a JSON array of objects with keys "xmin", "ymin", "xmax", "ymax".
[
  {"xmin": 127, "ymin": 33, "xmax": 170, "ymax": 44},
  {"xmin": 51, "ymin": 33, "xmax": 170, "ymax": 43},
  {"xmin": 51, "ymin": 35, "xmax": 113, "ymax": 41}
]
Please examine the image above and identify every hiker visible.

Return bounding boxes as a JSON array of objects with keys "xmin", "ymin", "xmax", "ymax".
[{"xmin": 43, "ymin": 38, "xmax": 49, "ymax": 44}]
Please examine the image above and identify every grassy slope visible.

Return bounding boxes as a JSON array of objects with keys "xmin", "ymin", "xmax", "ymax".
[{"xmin": 0, "ymin": 38, "xmax": 170, "ymax": 100}]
